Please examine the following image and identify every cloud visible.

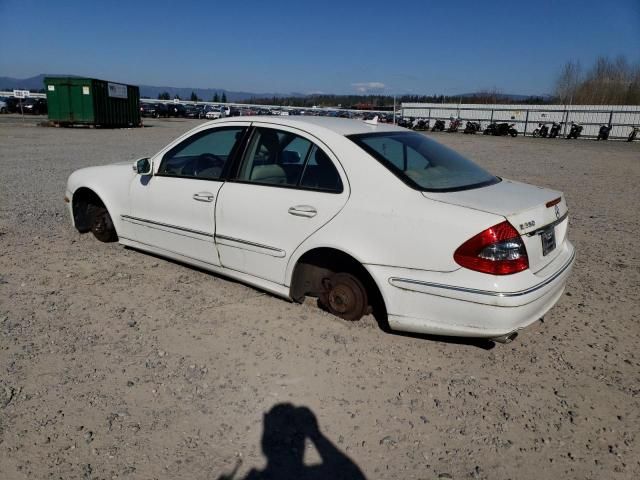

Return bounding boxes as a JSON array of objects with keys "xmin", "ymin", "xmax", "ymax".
[{"xmin": 351, "ymin": 82, "xmax": 386, "ymax": 93}]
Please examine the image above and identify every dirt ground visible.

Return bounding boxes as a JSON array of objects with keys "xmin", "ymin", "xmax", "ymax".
[{"xmin": 1, "ymin": 114, "xmax": 639, "ymax": 480}]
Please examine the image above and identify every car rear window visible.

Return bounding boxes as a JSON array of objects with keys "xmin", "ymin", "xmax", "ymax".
[{"xmin": 348, "ymin": 131, "xmax": 500, "ymax": 192}]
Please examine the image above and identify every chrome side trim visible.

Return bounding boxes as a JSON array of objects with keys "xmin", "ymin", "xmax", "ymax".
[
  {"xmin": 389, "ymin": 249, "xmax": 575, "ymax": 298},
  {"xmin": 121, "ymin": 215, "xmax": 214, "ymax": 238},
  {"xmin": 525, "ymin": 211, "xmax": 569, "ymax": 237},
  {"xmin": 119, "ymin": 235, "xmax": 220, "ymax": 266},
  {"xmin": 215, "ymin": 234, "xmax": 285, "ymax": 256}
]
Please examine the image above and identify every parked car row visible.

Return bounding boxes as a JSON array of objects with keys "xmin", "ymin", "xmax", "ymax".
[
  {"xmin": 0, "ymin": 96, "xmax": 48, "ymax": 114},
  {"xmin": 138, "ymin": 101, "xmax": 400, "ymax": 122},
  {"xmin": 139, "ymin": 102, "xmax": 233, "ymax": 119},
  {"xmin": 137, "ymin": 102, "xmax": 640, "ymax": 141}
]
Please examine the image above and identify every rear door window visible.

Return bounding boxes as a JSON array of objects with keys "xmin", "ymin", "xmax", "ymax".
[
  {"xmin": 235, "ymin": 127, "xmax": 342, "ymax": 193},
  {"xmin": 300, "ymin": 146, "xmax": 343, "ymax": 192}
]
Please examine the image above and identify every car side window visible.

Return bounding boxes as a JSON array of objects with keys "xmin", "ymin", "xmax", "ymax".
[
  {"xmin": 237, "ymin": 128, "xmax": 312, "ymax": 186},
  {"xmin": 235, "ymin": 127, "xmax": 343, "ymax": 193},
  {"xmin": 158, "ymin": 127, "xmax": 246, "ymax": 180}
]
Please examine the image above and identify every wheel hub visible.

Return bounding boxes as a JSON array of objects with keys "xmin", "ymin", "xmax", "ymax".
[
  {"xmin": 320, "ymin": 272, "xmax": 368, "ymax": 321},
  {"xmin": 93, "ymin": 215, "xmax": 107, "ymax": 233},
  {"xmin": 328, "ymin": 284, "xmax": 355, "ymax": 314}
]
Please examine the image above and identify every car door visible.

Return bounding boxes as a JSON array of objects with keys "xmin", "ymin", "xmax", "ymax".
[
  {"xmin": 124, "ymin": 123, "xmax": 249, "ymax": 266},
  {"xmin": 215, "ymin": 124, "xmax": 349, "ymax": 284}
]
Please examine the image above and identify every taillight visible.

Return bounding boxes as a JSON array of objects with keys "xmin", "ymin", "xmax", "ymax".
[{"xmin": 454, "ymin": 221, "xmax": 528, "ymax": 275}]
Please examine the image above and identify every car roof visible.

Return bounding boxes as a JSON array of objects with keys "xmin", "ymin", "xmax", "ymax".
[{"xmin": 211, "ymin": 115, "xmax": 406, "ymax": 136}]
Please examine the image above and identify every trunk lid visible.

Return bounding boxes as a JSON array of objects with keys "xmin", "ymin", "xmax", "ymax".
[{"xmin": 423, "ymin": 179, "xmax": 568, "ymax": 273}]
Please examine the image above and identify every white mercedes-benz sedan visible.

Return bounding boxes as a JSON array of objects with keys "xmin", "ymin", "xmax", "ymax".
[{"xmin": 65, "ymin": 117, "xmax": 575, "ymax": 343}]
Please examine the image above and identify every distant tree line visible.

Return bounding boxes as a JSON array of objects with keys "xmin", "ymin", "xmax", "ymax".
[
  {"xmin": 555, "ymin": 55, "xmax": 640, "ymax": 105},
  {"xmin": 237, "ymin": 91, "xmax": 550, "ymax": 109},
  {"xmin": 156, "ymin": 91, "xmax": 227, "ymax": 102},
  {"xmin": 157, "ymin": 91, "xmax": 183, "ymax": 101},
  {"xmin": 213, "ymin": 92, "xmax": 227, "ymax": 103}
]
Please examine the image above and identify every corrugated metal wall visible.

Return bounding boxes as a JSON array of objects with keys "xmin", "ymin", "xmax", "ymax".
[{"xmin": 402, "ymin": 103, "xmax": 640, "ymax": 138}]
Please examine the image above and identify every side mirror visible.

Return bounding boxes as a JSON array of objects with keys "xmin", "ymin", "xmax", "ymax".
[{"xmin": 133, "ymin": 158, "xmax": 152, "ymax": 175}]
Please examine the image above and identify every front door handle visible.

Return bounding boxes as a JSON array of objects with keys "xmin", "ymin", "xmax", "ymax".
[
  {"xmin": 193, "ymin": 192, "xmax": 214, "ymax": 202},
  {"xmin": 288, "ymin": 205, "xmax": 317, "ymax": 218}
]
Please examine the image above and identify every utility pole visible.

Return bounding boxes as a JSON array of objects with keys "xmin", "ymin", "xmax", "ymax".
[
  {"xmin": 393, "ymin": 94, "xmax": 396, "ymax": 124},
  {"xmin": 562, "ymin": 91, "xmax": 573, "ymax": 138}
]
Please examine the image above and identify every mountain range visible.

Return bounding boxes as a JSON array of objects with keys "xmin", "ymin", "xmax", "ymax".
[
  {"xmin": 0, "ymin": 74, "xmax": 548, "ymax": 101},
  {"xmin": 0, "ymin": 74, "xmax": 297, "ymax": 102}
]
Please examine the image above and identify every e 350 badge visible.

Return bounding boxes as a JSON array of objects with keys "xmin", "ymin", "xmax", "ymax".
[{"xmin": 519, "ymin": 220, "xmax": 536, "ymax": 231}]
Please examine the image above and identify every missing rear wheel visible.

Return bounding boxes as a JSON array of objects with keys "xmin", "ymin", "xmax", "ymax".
[{"xmin": 319, "ymin": 272, "xmax": 369, "ymax": 321}]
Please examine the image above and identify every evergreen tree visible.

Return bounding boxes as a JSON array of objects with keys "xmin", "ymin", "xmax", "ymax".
[
  {"xmin": 221, "ymin": 92, "xmax": 227, "ymax": 103},
  {"xmin": 190, "ymin": 91, "xmax": 198, "ymax": 102},
  {"xmin": 213, "ymin": 92, "xmax": 220, "ymax": 102}
]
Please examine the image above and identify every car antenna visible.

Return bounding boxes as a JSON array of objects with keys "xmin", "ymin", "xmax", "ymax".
[{"xmin": 364, "ymin": 115, "xmax": 378, "ymax": 125}]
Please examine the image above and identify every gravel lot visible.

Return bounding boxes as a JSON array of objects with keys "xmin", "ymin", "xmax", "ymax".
[{"xmin": 1, "ymin": 114, "xmax": 639, "ymax": 479}]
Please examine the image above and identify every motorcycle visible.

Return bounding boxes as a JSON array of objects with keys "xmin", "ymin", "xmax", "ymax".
[
  {"xmin": 397, "ymin": 117, "xmax": 413, "ymax": 129},
  {"xmin": 431, "ymin": 119, "xmax": 445, "ymax": 132},
  {"xmin": 447, "ymin": 118, "xmax": 462, "ymax": 132},
  {"xmin": 628, "ymin": 126, "xmax": 639, "ymax": 142},
  {"xmin": 484, "ymin": 122, "xmax": 518, "ymax": 137},
  {"xmin": 532, "ymin": 123, "xmax": 549, "ymax": 138},
  {"xmin": 566, "ymin": 122, "xmax": 583, "ymax": 139},
  {"xmin": 597, "ymin": 124, "xmax": 612, "ymax": 141},
  {"xmin": 463, "ymin": 121, "xmax": 481, "ymax": 134},
  {"xmin": 549, "ymin": 122, "xmax": 562, "ymax": 138},
  {"xmin": 412, "ymin": 118, "xmax": 429, "ymax": 131}
]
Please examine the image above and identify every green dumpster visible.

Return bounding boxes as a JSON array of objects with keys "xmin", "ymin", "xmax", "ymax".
[{"xmin": 44, "ymin": 77, "xmax": 141, "ymax": 127}]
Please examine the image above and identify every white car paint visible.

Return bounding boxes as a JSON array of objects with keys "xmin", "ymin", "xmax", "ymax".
[
  {"xmin": 124, "ymin": 121, "xmax": 251, "ymax": 265},
  {"xmin": 65, "ymin": 116, "xmax": 575, "ymax": 341},
  {"xmin": 214, "ymin": 121, "xmax": 350, "ymax": 283},
  {"xmin": 205, "ymin": 106, "xmax": 230, "ymax": 119}
]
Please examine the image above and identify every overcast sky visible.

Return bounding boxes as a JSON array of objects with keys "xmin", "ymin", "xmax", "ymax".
[{"xmin": 1, "ymin": 0, "xmax": 638, "ymax": 95}]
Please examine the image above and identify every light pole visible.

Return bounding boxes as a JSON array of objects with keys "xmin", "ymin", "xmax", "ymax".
[{"xmin": 393, "ymin": 94, "xmax": 396, "ymax": 124}]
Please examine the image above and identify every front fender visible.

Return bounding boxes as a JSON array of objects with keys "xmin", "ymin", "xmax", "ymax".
[{"xmin": 67, "ymin": 164, "xmax": 136, "ymax": 235}]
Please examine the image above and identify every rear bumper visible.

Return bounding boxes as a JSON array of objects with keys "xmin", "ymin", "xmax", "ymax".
[{"xmin": 367, "ymin": 240, "xmax": 575, "ymax": 338}]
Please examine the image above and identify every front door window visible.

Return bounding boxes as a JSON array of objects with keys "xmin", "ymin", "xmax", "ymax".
[{"xmin": 159, "ymin": 127, "xmax": 246, "ymax": 180}]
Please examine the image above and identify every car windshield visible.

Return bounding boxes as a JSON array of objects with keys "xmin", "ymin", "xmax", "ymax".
[{"xmin": 348, "ymin": 131, "xmax": 500, "ymax": 192}]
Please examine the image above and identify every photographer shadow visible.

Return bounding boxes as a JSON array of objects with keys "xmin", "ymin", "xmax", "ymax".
[{"xmin": 219, "ymin": 403, "xmax": 366, "ymax": 480}]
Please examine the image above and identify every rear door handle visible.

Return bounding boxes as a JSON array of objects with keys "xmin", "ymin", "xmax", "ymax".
[
  {"xmin": 288, "ymin": 205, "xmax": 317, "ymax": 218},
  {"xmin": 193, "ymin": 192, "xmax": 215, "ymax": 202}
]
